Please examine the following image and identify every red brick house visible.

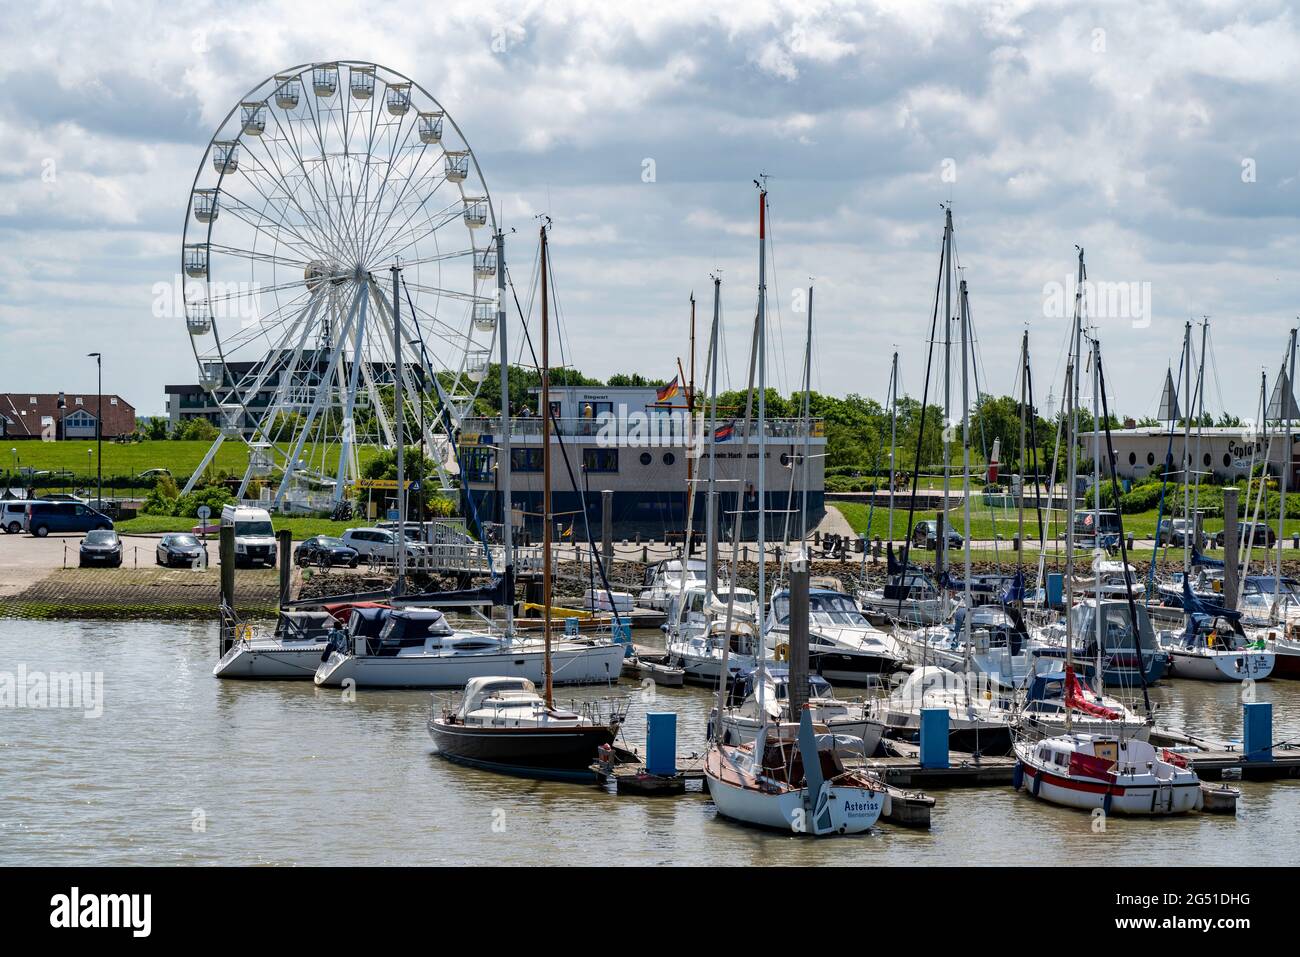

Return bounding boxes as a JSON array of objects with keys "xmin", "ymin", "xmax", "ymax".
[{"xmin": 0, "ymin": 393, "xmax": 137, "ymax": 440}]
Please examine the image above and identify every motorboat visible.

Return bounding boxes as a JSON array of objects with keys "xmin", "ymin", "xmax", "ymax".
[
  {"xmin": 637, "ymin": 558, "xmax": 708, "ymax": 611},
  {"xmin": 1015, "ymin": 665, "xmax": 1150, "ymax": 742},
  {"xmin": 428, "ymin": 676, "xmax": 626, "ymax": 780},
  {"xmin": 213, "ymin": 607, "xmax": 350, "ymax": 679},
  {"xmin": 665, "ymin": 618, "xmax": 762, "ymax": 686},
  {"xmin": 709, "ymin": 665, "xmax": 885, "ymax": 754},
  {"xmin": 857, "ymin": 547, "xmax": 947, "ymax": 625},
  {"xmin": 1014, "ymin": 732, "xmax": 1203, "ymax": 815},
  {"xmin": 894, "ymin": 600, "xmax": 1034, "ymax": 690},
  {"xmin": 314, "ymin": 607, "xmax": 624, "ymax": 689},
  {"xmin": 766, "ymin": 588, "xmax": 904, "ymax": 684},
  {"xmin": 704, "ymin": 712, "xmax": 885, "ymax": 834},
  {"xmin": 881, "ymin": 665, "xmax": 1015, "ymax": 755}
]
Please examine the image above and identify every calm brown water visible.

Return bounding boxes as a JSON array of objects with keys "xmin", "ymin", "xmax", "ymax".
[{"xmin": 1, "ymin": 619, "xmax": 1298, "ymax": 865}]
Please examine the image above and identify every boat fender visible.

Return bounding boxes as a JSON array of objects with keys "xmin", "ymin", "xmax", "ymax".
[
  {"xmin": 1030, "ymin": 766, "xmax": 1042, "ymax": 797},
  {"xmin": 774, "ymin": 643, "xmax": 790, "ymax": 662},
  {"xmin": 1102, "ymin": 789, "xmax": 1113, "ymax": 816},
  {"xmin": 1011, "ymin": 761, "xmax": 1024, "ymax": 791}
]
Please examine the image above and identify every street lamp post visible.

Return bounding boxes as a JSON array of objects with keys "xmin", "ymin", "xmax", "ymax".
[
  {"xmin": 87, "ymin": 449, "xmax": 93, "ymax": 484},
  {"xmin": 88, "ymin": 352, "xmax": 102, "ymax": 508}
]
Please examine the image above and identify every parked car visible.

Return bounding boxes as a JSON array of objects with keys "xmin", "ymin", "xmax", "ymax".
[
  {"xmin": 221, "ymin": 504, "xmax": 277, "ymax": 568},
  {"xmin": 1157, "ymin": 517, "xmax": 1206, "ymax": 548},
  {"xmin": 1215, "ymin": 522, "xmax": 1277, "ymax": 548},
  {"xmin": 156, "ymin": 533, "xmax": 209, "ymax": 568},
  {"xmin": 2, "ymin": 499, "xmax": 45, "ymax": 535},
  {"xmin": 911, "ymin": 520, "xmax": 963, "ymax": 550},
  {"xmin": 137, "ymin": 468, "xmax": 172, "ymax": 481},
  {"xmin": 79, "ymin": 529, "xmax": 123, "ymax": 568},
  {"xmin": 25, "ymin": 501, "xmax": 113, "ymax": 537},
  {"xmin": 294, "ymin": 535, "xmax": 360, "ymax": 568},
  {"xmin": 340, "ymin": 527, "xmax": 430, "ymax": 562}
]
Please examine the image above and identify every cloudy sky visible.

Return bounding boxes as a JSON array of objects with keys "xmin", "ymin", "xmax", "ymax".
[{"xmin": 2, "ymin": 0, "xmax": 1299, "ymax": 420}]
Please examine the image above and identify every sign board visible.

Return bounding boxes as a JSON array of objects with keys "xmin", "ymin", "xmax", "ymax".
[
  {"xmin": 355, "ymin": 478, "xmax": 417, "ymax": 491},
  {"xmin": 196, "ymin": 505, "xmax": 211, "ymax": 520}
]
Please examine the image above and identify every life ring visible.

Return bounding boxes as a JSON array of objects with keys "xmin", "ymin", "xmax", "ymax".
[
  {"xmin": 236, "ymin": 623, "xmax": 254, "ymax": 643},
  {"xmin": 774, "ymin": 642, "xmax": 790, "ymax": 662}
]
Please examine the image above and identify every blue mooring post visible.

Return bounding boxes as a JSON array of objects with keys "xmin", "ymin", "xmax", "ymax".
[
  {"xmin": 1243, "ymin": 701, "xmax": 1273, "ymax": 763},
  {"xmin": 919, "ymin": 707, "xmax": 949, "ymax": 769},
  {"xmin": 1046, "ymin": 573, "xmax": 1064, "ymax": 609},
  {"xmin": 645, "ymin": 712, "xmax": 677, "ymax": 776}
]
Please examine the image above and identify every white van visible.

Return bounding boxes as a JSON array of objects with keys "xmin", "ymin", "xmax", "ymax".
[{"xmin": 221, "ymin": 504, "xmax": 277, "ymax": 567}]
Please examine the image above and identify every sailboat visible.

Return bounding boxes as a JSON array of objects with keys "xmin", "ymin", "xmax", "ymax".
[
  {"xmin": 316, "ymin": 229, "xmax": 624, "ymax": 689},
  {"xmin": 703, "ymin": 182, "xmax": 885, "ymax": 835},
  {"xmin": 428, "ymin": 222, "xmax": 628, "ymax": 778},
  {"xmin": 1014, "ymin": 253, "xmax": 1199, "ymax": 816},
  {"xmin": 1158, "ymin": 581, "xmax": 1274, "ymax": 681}
]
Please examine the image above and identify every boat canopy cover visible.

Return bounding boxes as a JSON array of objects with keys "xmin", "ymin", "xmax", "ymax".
[
  {"xmin": 379, "ymin": 607, "xmax": 455, "ymax": 642},
  {"xmin": 1180, "ymin": 577, "xmax": 1241, "ymax": 623},
  {"xmin": 347, "ymin": 606, "xmax": 392, "ymax": 637},
  {"xmin": 460, "ymin": 676, "xmax": 537, "ymax": 714}
]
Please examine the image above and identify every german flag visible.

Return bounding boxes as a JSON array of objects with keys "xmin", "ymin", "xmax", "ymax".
[{"xmin": 656, "ymin": 377, "xmax": 679, "ymax": 402}]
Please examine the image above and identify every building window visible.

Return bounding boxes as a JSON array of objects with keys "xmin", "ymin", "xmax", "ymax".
[
  {"xmin": 510, "ymin": 448, "xmax": 543, "ymax": 472},
  {"xmin": 1224, "ymin": 453, "xmax": 1232, "ymax": 468},
  {"xmin": 1147, "ymin": 452, "xmax": 1155, "ymax": 466},
  {"xmin": 583, "ymin": 448, "xmax": 618, "ymax": 473},
  {"xmin": 461, "ymin": 447, "xmax": 496, "ymax": 484},
  {"xmin": 110, "ymin": 398, "xmax": 118, "ymax": 406},
  {"xmin": 1204, "ymin": 453, "xmax": 1211, "ymax": 467},
  {"xmin": 639, "ymin": 451, "xmax": 652, "ymax": 466},
  {"xmin": 1128, "ymin": 452, "xmax": 1137, "ymax": 466},
  {"xmin": 75, "ymin": 397, "xmax": 83, "ymax": 405},
  {"xmin": 663, "ymin": 451, "xmax": 676, "ymax": 466},
  {"xmin": 780, "ymin": 452, "xmax": 790, "ymax": 466},
  {"xmin": 28, "ymin": 397, "xmax": 36, "ymax": 405}
]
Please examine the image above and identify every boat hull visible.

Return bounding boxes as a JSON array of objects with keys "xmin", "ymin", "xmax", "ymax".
[
  {"xmin": 1165, "ymin": 649, "xmax": 1274, "ymax": 682},
  {"xmin": 705, "ymin": 757, "xmax": 883, "ymax": 834},
  {"xmin": 1016, "ymin": 757, "xmax": 1200, "ymax": 815},
  {"xmin": 314, "ymin": 642, "xmax": 625, "ymax": 688},
  {"xmin": 213, "ymin": 640, "xmax": 327, "ymax": 679},
  {"xmin": 428, "ymin": 719, "xmax": 615, "ymax": 776}
]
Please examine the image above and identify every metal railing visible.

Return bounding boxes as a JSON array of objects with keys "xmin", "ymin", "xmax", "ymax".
[{"xmin": 460, "ymin": 416, "xmax": 825, "ymax": 441}]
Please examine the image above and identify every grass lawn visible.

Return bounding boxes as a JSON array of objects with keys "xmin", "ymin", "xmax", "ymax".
[
  {"xmin": 116, "ymin": 515, "xmax": 357, "ymax": 539},
  {"xmin": 4, "ymin": 439, "xmax": 379, "ymax": 486}
]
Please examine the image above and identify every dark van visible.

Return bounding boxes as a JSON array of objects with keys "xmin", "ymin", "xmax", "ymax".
[{"xmin": 25, "ymin": 501, "xmax": 114, "ymax": 537}]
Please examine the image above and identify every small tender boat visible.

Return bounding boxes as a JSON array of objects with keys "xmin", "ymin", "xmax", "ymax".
[
  {"xmin": 633, "ymin": 653, "xmax": 686, "ymax": 687},
  {"xmin": 1014, "ymin": 732, "xmax": 1203, "ymax": 815},
  {"xmin": 428, "ymin": 676, "xmax": 627, "ymax": 780},
  {"xmin": 637, "ymin": 558, "xmax": 708, "ymax": 611},
  {"xmin": 665, "ymin": 619, "xmax": 761, "ymax": 685},
  {"xmin": 705, "ymin": 711, "xmax": 885, "ymax": 835}
]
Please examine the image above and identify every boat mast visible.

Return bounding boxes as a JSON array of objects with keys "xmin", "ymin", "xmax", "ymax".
[
  {"xmin": 1181, "ymin": 320, "xmax": 1192, "ymax": 575},
  {"xmin": 706, "ymin": 276, "xmax": 721, "ymax": 596},
  {"xmin": 1274, "ymin": 328, "xmax": 1298, "ymax": 618},
  {"xmin": 392, "ymin": 263, "xmax": 406, "ymax": 596},
  {"xmin": 1091, "ymin": 333, "xmax": 1103, "ymax": 693},
  {"xmin": 687, "ymin": 293, "xmax": 697, "ymax": 498},
  {"xmin": 800, "ymin": 282, "xmax": 814, "ymax": 542},
  {"xmin": 888, "ymin": 350, "xmax": 899, "ymax": 544},
  {"xmin": 1063, "ymin": 248, "xmax": 1084, "ymax": 736},
  {"xmin": 941, "ymin": 206, "xmax": 954, "ymax": 608},
  {"xmin": 756, "ymin": 179, "xmax": 769, "ymax": 723},
  {"xmin": 496, "ymin": 228, "xmax": 514, "ymax": 640},
  {"xmin": 1016, "ymin": 332, "xmax": 1028, "ymax": 591},
  {"xmin": 958, "ymin": 277, "xmax": 974, "ymax": 693},
  {"xmin": 1191, "ymin": 319, "xmax": 1209, "ymax": 538},
  {"xmin": 540, "ymin": 222, "xmax": 554, "ymax": 708}
]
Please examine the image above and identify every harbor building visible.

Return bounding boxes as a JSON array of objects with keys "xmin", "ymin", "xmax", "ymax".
[
  {"xmin": 459, "ymin": 385, "xmax": 826, "ymax": 540},
  {"xmin": 0, "ymin": 392, "xmax": 136, "ymax": 440},
  {"xmin": 1078, "ymin": 426, "xmax": 1300, "ymax": 487}
]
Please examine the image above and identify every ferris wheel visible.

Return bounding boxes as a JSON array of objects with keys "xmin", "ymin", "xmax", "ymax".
[{"xmin": 179, "ymin": 60, "xmax": 498, "ymax": 511}]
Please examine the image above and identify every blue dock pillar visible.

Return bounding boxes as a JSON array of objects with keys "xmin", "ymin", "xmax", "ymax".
[
  {"xmin": 1243, "ymin": 701, "xmax": 1273, "ymax": 763},
  {"xmin": 645, "ymin": 712, "xmax": 677, "ymax": 776},
  {"xmin": 919, "ymin": 707, "xmax": 949, "ymax": 769}
]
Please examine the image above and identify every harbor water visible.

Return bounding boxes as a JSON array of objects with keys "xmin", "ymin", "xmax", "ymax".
[{"xmin": 2, "ymin": 619, "xmax": 1298, "ymax": 866}]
